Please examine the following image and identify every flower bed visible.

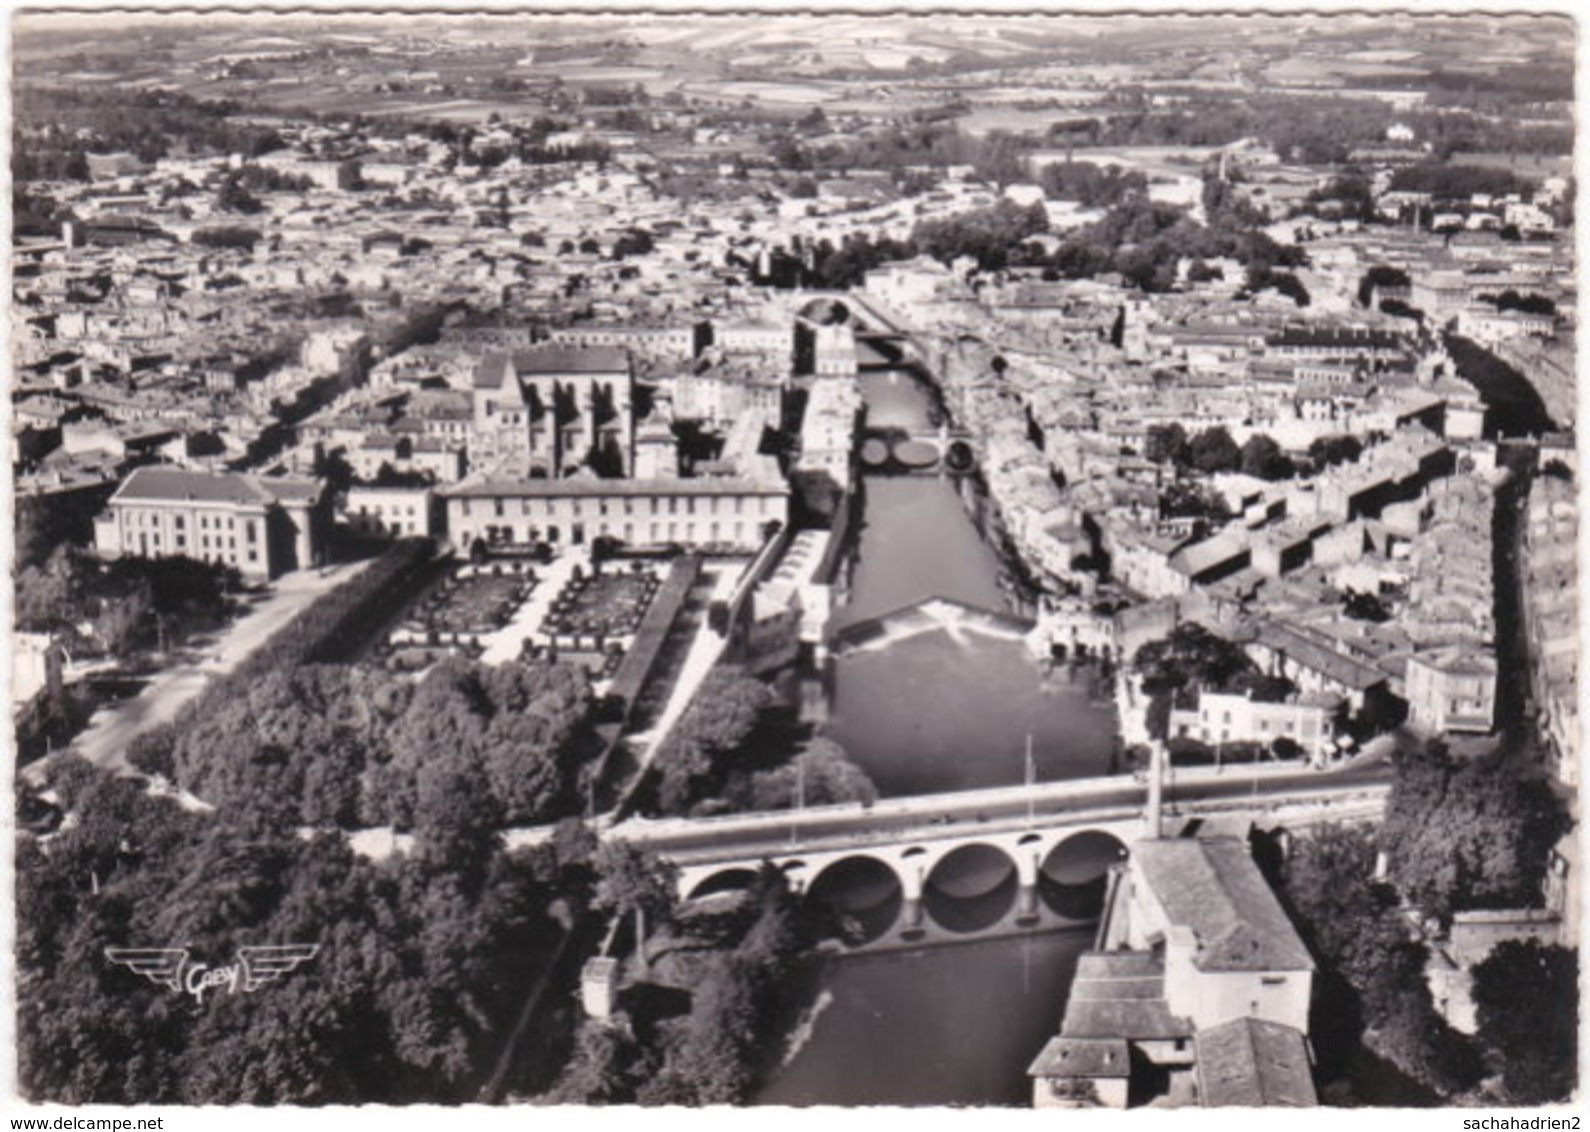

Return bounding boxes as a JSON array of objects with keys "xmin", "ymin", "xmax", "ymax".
[{"xmin": 542, "ymin": 569, "xmax": 659, "ymax": 640}]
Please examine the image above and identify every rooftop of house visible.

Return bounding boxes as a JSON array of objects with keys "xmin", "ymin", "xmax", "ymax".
[
  {"xmin": 1060, "ymin": 951, "xmax": 1195, "ymax": 1042},
  {"xmin": 1027, "ymin": 1037, "xmax": 1133, "ymax": 1081},
  {"xmin": 1133, "ymin": 836, "xmax": 1315, "ymax": 973},
  {"xmin": 1194, "ymin": 1017, "xmax": 1318, "ymax": 1107},
  {"xmin": 473, "ymin": 345, "xmax": 632, "ymax": 388},
  {"xmin": 1246, "ymin": 617, "xmax": 1390, "ymax": 692}
]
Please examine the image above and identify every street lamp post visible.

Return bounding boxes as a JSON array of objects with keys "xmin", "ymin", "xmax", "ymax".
[
  {"xmin": 1025, "ymin": 734, "xmax": 1036, "ymax": 827},
  {"xmin": 789, "ymin": 757, "xmax": 805, "ymax": 849}
]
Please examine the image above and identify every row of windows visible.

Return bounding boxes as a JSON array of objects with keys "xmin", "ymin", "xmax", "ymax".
[
  {"xmin": 120, "ymin": 509, "xmax": 257, "ymax": 541},
  {"xmin": 469, "ymin": 517, "xmax": 761, "ymax": 547},
  {"xmin": 132, "ymin": 533, "xmax": 258, "ymax": 567},
  {"xmin": 463, "ymin": 495, "xmax": 773, "ymax": 520}
]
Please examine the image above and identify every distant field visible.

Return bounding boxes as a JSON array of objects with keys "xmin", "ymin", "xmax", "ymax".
[
  {"xmin": 1451, "ymin": 152, "xmax": 1572, "ymax": 179},
  {"xmin": 357, "ymin": 98, "xmax": 549, "ymax": 123},
  {"xmin": 684, "ymin": 80, "xmax": 837, "ymax": 105},
  {"xmin": 550, "ymin": 65, "xmax": 667, "ymax": 83}
]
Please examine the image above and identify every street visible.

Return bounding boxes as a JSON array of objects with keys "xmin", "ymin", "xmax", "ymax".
[
  {"xmin": 610, "ymin": 756, "xmax": 1392, "ymax": 861},
  {"xmin": 30, "ymin": 560, "xmax": 374, "ymax": 782}
]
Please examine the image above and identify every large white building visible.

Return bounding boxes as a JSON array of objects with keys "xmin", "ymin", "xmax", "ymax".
[
  {"xmin": 93, "ymin": 466, "xmax": 327, "ymax": 583},
  {"xmin": 1168, "ymin": 690, "xmax": 1339, "ymax": 762},
  {"xmin": 440, "ymin": 476, "xmax": 788, "ymax": 555}
]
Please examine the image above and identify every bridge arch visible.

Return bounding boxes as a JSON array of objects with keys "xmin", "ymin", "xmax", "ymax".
[
  {"xmin": 1037, "ymin": 830, "xmax": 1129, "ymax": 921},
  {"xmin": 799, "ymin": 297, "xmax": 851, "ymax": 326},
  {"xmin": 806, "ymin": 854, "xmax": 904, "ymax": 946},
  {"xmin": 922, "ymin": 842, "xmax": 1020, "ymax": 934},
  {"xmin": 685, "ymin": 866, "xmax": 762, "ymax": 901}
]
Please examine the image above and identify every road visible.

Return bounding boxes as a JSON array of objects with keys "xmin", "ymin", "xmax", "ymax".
[
  {"xmin": 608, "ymin": 757, "xmax": 1392, "ymax": 861},
  {"xmin": 32, "ymin": 560, "xmax": 374, "ymax": 781}
]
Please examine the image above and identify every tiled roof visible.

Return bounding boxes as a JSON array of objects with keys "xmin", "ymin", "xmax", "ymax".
[
  {"xmin": 1060, "ymin": 951, "xmax": 1193, "ymax": 1042},
  {"xmin": 440, "ymin": 476, "xmax": 787, "ymax": 499},
  {"xmin": 511, "ymin": 345, "xmax": 630, "ymax": 374},
  {"xmin": 1252, "ymin": 618, "xmax": 1388, "ymax": 692},
  {"xmin": 1195, "ymin": 1018, "xmax": 1317, "ymax": 1107},
  {"xmin": 1028, "ymin": 1037, "xmax": 1132, "ymax": 1080},
  {"xmin": 1134, "ymin": 838, "xmax": 1315, "ymax": 973},
  {"xmin": 113, "ymin": 466, "xmax": 273, "ymax": 506}
]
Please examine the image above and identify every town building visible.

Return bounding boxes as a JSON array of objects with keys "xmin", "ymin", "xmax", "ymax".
[
  {"xmin": 1029, "ymin": 832, "xmax": 1317, "ymax": 1108},
  {"xmin": 1521, "ymin": 473, "xmax": 1578, "ymax": 784},
  {"xmin": 342, "ymin": 484, "xmax": 439, "ymax": 540},
  {"xmin": 470, "ymin": 345, "xmax": 636, "ymax": 477},
  {"xmin": 439, "ymin": 475, "xmax": 788, "ymax": 555},
  {"xmin": 1168, "ymin": 690, "xmax": 1339, "ymax": 762},
  {"xmin": 1404, "ymin": 645, "xmax": 1497, "ymax": 735},
  {"xmin": 92, "ymin": 465, "xmax": 328, "ymax": 582}
]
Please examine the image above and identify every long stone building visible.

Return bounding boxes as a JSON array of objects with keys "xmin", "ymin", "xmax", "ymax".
[{"xmin": 439, "ymin": 476, "xmax": 789, "ymax": 556}]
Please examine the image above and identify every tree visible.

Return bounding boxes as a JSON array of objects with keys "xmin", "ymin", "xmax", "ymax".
[
  {"xmin": 1240, "ymin": 433, "xmax": 1293, "ymax": 480},
  {"xmin": 1343, "ymin": 590, "xmax": 1391, "ymax": 623},
  {"xmin": 1133, "ymin": 621, "xmax": 1257, "ymax": 697},
  {"xmin": 1281, "ymin": 824, "xmax": 1482, "ymax": 1094},
  {"xmin": 749, "ymin": 738, "xmax": 877, "ymax": 810},
  {"xmin": 1309, "ymin": 434, "xmax": 1363, "ymax": 469},
  {"xmin": 652, "ymin": 668, "xmax": 772, "ymax": 814},
  {"xmin": 1471, "ymin": 940, "xmax": 1578, "ymax": 1103},
  {"xmin": 214, "ymin": 173, "xmax": 262, "ymax": 214},
  {"xmin": 1380, "ymin": 741, "xmax": 1570, "ymax": 922},
  {"xmin": 1144, "ymin": 422, "xmax": 1188, "ymax": 465},
  {"xmin": 1185, "ymin": 426, "xmax": 1241, "ymax": 474},
  {"xmin": 592, "ymin": 840, "xmax": 678, "ymax": 973}
]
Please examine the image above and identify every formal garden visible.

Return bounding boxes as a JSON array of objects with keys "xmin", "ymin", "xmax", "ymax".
[
  {"xmin": 388, "ymin": 561, "xmax": 537, "ymax": 649},
  {"xmin": 542, "ymin": 563, "xmax": 662, "ymax": 651}
]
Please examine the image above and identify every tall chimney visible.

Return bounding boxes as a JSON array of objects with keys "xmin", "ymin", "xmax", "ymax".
[{"xmin": 1147, "ymin": 738, "xmax": 1166, "ymax": 839}]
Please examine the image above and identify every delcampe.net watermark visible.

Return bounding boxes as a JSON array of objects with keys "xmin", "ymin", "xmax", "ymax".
[{"xmin": 104, "ymin": 945, "xmax": 319, "ymax": 1004}]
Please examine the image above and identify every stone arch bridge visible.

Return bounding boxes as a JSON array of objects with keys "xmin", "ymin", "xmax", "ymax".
[
  {"xmin": 676, "ymin": 816, "xmax": 1140, "ymax": 951},
  {"xmin": 608, "ymin": 776, "xmax": 1388, "ymax": 953}
]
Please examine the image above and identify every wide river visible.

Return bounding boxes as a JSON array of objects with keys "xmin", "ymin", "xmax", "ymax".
[{"xmin": 754, "ymin": 368, "xmax": 1111, "ymax": 1106}]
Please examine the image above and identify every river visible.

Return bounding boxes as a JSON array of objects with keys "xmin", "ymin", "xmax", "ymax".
[
  {"xmin": 824, "ymin": 369, "xmax": 1118, "ymax": 797},
  {"xmin": 754, "ymin": 367, "xmax": 1116, "ymax": 1106}
]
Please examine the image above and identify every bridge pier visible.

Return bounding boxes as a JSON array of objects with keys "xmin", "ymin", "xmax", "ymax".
[
  {"xmin": 900, "ymin": 864, "xmax": 925, "ymax": 931},
  {"xmin": 1015, "ymin": 850, "xmax": 1041, "ymax": 924}
]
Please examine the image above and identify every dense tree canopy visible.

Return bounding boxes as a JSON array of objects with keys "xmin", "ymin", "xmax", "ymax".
[
  {"xmin": 1134, "ymin": 621, "xmax": 1264, "ymax": 698},
  {"xmin": 1380, "ymin": 741, "xmax": 1569, "ymax": 922},
  {"xmin": 16, "ymin": 546, "xmax": 239, "ymax": 659},
  {"xmin": 18, "ymin": 757, "xmax": 578, "ymax": 1104},
  {"xmin": 1281, "ymin": 824, "xmax": 1482, "ymax": 1097},
  {"xmin": 650, "ymin": 667, "xmax": 773, "ymax": 814},
  {"xmin": 1471, "ymin": 940, "xmax": 1578, "ymax": 1104},
  {"xmin": 1240, "ymin": 433, "xmax": 1294, "ymax": 481}
]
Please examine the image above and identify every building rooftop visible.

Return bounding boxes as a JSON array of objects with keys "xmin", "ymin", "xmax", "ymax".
[
  {"xmin": 1133, "ymin": 837, "xmax": 1315, "ymax": 973},
  {"xmin": 1028, "ymin": 1037, "xmax": 1133, "ymax": 1080},
  {"xmin": 474, "ymin": 345, "xmax": 632, "ymax": 388},
  {"xmin": 112, "ymin": 465, "xmax": 275, "ymax": 507},
  {"xmin": 1249, "ymin": 618, "xmax": 1389, "ymax": 692},
  {"xmin": 441, "ymin": 476, "xmax": 788, "ymax": 499},
  {"xmin": 1194, "ymin": 1017, "xmax": 1318, "ymax": 1107},
  {"xmin": 1060, "ymin": 952, "xmax": 1194, "ymax": 1041}
]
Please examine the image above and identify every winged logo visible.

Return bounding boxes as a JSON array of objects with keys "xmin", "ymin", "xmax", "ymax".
[
  {"xmin": 104, "ymin": 947, "xmax": 188, "ymax": 992},
  {"xmin": 105, "ymin": 944, "xmax": 319, "ymax": 1002},
  {"xmin": 239, "ymin": 944, "xmax": 320, "ymax": 992}
]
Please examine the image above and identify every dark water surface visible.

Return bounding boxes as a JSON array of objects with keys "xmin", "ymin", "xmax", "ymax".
[{"xmin": 756, "ymin": 369, "xmax": 1117, "ymax": 1106}]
